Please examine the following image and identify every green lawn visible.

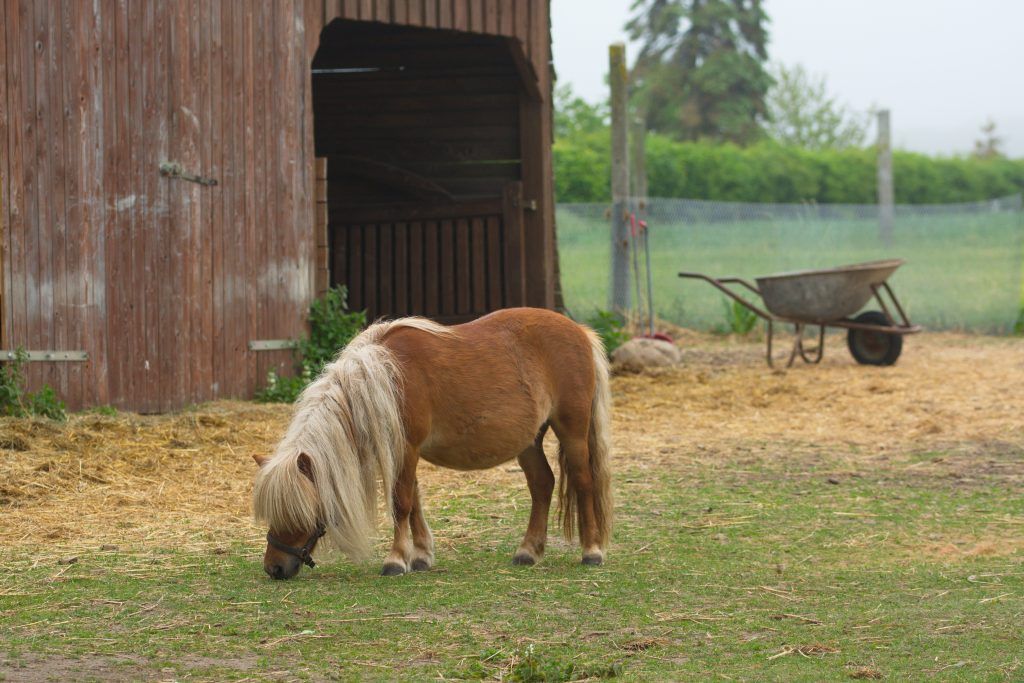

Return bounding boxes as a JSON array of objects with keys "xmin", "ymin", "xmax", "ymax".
[
  {"xmin": 557, "ymin": 204, "xmax": 1024, "ymax": 333},
  {"xmin": 2, "ymin": 443, "xmax": 1021, "ymax": 681}
]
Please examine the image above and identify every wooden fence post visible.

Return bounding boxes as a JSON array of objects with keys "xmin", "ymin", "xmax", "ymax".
[
  {"xmin": 609, "ymin": 43, "xmax": 630, "ymax": 313},
  {"xmin": 877, "ymin": 109, "xmax": 894, "ymax": 247}
]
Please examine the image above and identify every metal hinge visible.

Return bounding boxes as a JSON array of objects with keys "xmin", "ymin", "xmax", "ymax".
[
  {"xmin": 1, "ymin": 350, "xmax": 88, "ymax": 362},
  {"xmin": 248, "ymin": 340, "xmax": 299, "ymax": 351},
  {"xmin": 160, "ymin": 161, "xmax": 218, "ymax": 186},
  {"xmin": 515, "ymin": 197, "xmax": 538, "ymax": 211}
]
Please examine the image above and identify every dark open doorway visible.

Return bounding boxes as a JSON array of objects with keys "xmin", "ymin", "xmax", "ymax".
[{"xmin": 312, "ymin": 20, "xmax": 540, "ymax": 322}]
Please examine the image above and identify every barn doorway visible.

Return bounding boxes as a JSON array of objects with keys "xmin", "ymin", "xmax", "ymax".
[{"xmin": 312, "ymin": 20, "xmax": 537, "ymax": 323}]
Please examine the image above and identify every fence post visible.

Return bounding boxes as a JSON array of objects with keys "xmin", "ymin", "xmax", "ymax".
[
  {"xmin": 877, "ymin": 109, "xmax": 894, "ymax": 247},
  {"xmin": 609, "ymin": 43, "xmax": 631, "ymax": 313}
]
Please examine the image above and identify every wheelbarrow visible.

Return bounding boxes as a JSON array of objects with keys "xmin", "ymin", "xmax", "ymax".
[{"xmin": 679, "ymin": 259, "xmax": 922, "ymax": 368}]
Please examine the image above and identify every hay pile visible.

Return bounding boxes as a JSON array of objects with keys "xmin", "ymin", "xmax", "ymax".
[{"xmin": 1, "ymin": 332, "xmax": 1021, "ymax": 553}]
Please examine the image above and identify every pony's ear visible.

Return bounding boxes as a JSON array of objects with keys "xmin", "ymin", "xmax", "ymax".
[
  {"xmin": 252, "ymin": 453, "xmax": 269, "ymax": 467},
  {"xmin": 297, "ymin": 453, "xmax": 315, "ymax": 482}
]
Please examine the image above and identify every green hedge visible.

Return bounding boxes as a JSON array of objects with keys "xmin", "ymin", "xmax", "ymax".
[{"xmin": 553, "ymin": 133, "xmax": 1024, "ymax": 204}]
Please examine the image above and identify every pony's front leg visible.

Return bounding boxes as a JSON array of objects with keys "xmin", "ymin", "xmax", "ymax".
[
  {"xmin": 513, "ymin": 432, "xmax": 554, "ymax": 566},
  {"xmin": 382, "ymin": 454, "xmax": 419, "ymax": 576},
  {"xmin": 409, "ymin": 481, "xmax": 434, "ymax": 571}
]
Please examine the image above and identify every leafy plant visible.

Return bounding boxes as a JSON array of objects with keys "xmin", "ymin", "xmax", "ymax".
[
  {"xmin": 585, "ymin": 310, "xmax": 631, "ymax": 356},
  {"xmin": 1014, "ymin": 306, "xmax": 1024, "ymax": 336},
  {"xmin": 720, "ymin": 298, "xmax": 759, "ymax": 335},
  {"xmin": 0, "ymin": 347, "xmax": 67, "ymax": 420},
  {"xmin": 255, "ymin": 285, "xmax": 366, "ymax": 403}
]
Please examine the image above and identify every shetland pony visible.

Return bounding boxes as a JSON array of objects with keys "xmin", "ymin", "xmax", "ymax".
[{"xmin": 251, "ymin": 307, "xmax": 612, "ymax": 579}]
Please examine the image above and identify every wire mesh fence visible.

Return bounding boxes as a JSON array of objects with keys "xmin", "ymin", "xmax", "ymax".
[{"xmin": 557, "ymin": 195, "xmax": 1024, "ymax": 333}]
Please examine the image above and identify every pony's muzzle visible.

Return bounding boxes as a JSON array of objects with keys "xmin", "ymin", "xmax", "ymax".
[{"xmin": 265, "ymin": 557, "xmax": 301, "ymax": 580}]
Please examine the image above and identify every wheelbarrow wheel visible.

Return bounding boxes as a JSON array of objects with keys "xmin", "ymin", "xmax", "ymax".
[{"xmin": 847, "ymin": 311, "xmax": 902, "ymax": 366}]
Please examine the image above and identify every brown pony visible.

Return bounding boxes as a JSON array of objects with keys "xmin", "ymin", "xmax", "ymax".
[{"xmin": 252, "ymin": 307, "xmax": 613, "ymax": 579}]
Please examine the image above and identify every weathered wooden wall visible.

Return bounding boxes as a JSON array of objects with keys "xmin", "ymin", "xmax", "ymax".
[
  {"xmin": 0, "ymin": 1, "xmax": 314, "ymax": 412},
  {"xmin": 0, "ymin": 0, "xmax": 553, "ymax": 411}
]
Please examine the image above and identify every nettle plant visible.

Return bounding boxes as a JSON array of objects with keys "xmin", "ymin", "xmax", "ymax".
[
  {"xmin": 256, "ymin": 285, "xmax": 366, "ymax": 403},
  {"xmin": 0, "ymin": 348, "xmax": 67, "ymax": 420}
]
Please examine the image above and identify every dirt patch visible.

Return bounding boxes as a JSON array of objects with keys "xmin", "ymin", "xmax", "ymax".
[
  {"xmin": 0, "ymin": 653, "xmax": 256, "ymax": 682},
  {"xmin": 0, "ymin": 332, "xmax": 1021, "ymax": 553}
]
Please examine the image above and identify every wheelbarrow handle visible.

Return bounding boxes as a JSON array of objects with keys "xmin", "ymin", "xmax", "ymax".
[{"xmin": 678, "ymin": 272, "xmax": 774, "ymax": 321}]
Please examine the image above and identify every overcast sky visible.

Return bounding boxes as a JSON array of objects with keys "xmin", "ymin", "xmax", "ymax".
[{"xmin": 551, "ymin": 0, "xmax": 1024, "ymax": 157}]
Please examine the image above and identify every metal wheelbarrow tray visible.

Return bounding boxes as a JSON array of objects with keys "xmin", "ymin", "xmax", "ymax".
[{"xmin": 679, "ymin": 259, "xmax": 922, "ymax": 368}]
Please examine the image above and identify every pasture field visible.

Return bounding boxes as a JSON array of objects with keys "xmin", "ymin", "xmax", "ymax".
[
  {"xmin": 1, "ymin": 333, "xmax": 1022, "ymax": 681},
  {"xmin": 557, "ymin": 205, "xmax": 1024, "ymax": 333}
]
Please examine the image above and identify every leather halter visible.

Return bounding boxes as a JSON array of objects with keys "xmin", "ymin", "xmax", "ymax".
[{"xmin": 266, "ymin": 522, "xmax": 326, "ymax": 568}]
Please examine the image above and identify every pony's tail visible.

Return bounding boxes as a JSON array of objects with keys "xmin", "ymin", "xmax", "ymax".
[{"xmin": 559, "ymin": 328, "xmax": 614, "ymax": 547}]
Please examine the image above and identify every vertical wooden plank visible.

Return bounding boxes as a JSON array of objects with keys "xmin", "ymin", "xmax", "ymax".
[
  {"xmin": 359, "ymin": 0, "xmax": 373, "ymax": 22},
  {"xmin": 378, "ymin": 223, "xmax": 393, "ymax": 316},
  {"xmin": 112, "ymin": 0, "xmax": 132, "ymax": 407},
  {"xmin": 44, "ymin": 0, "xmax": 71, "ymax": 403},
  {"xmin": 393, "ymin": 0, "xmax": 408, "ymax": 24},
  {"xmin": 485, "ymin": 0, "xmax": 498, "ymax": 34},
  {"xmin": 424, "ymin": 0, "xmax": 438, "ymax": 27},
  {"xmin": 2, "ymin": 1, "xmax": 27, "ymax": 362},
  {"xmin": 439, "ymin": 219, "xmax": 454, "ymax": 315},
  {"xmin": 453, "ymin": 0, "xmax": 468, "ymax": 31},
  {"xmin": 423, "ymin": 220, "xmax": 438, "ymax": 316},
  {"xmin": 22, "ymin": 0, "xmax": 43, "ymax": 395},
  {"xmin": 95, "ymin": 0, "xmax": 118, "ymax": 408},
  {"xmin": 348, "ymin": 225, "xmax": 362, "ymax": 309},
  {"xmin": 393, "ymin": 221, "xmax": 408, "ymax": 315},
  {"xmin": 408, "ymin": 221, "xmax": 424, "ymax": 315},
  {"xmin": 363, "ymin": 224, "xmax": 377, "ymax": 319},
  {"xmin": 437, "ymin": 0, "xmax": 452, "ymax": 29},
  {"xmin": 126, "ymin": 0, "xmax": 145, "ymax": 408},
  {"xmin": 341, "ymin": 0, "xmax": 358, "ymax": 21},
  {"xmin": 374, "ymin": 0, "xmax": 391, "ymax": 22},
  {"xmin": 245, "ymin": 4, "xmax": 263, "ymax": 395},
  {"xmin": 485, "ymin": 215, "xmax": 502, "ymax": 309},
  {"xmin": 331, "ymin": 225, "xmax": 348, "ymax": 291},
  {"xmin": 514, "ymin": 0, "xmax": 528, "ymax": 49},
  {"xmin": 502, "ymin": 181, "xmax": 524, "ymax": 306},
  {"xmin": 469, "ymin": 0, "xmax": 484, "ymax": 33},
  {"xmin": 0, "ymin": 0, "xmax": 9, "ymax": 350},
  {"xmin": 229, "ymin": 1, "xmax": 247, "ymax": 398},
  {"xmin": 455, "ymin": 218, "xmax": 470, "ymax": 314},
  {"xmin": 498, "ymin": 0, "xmax": 512, "ymax": 35},
  {"xmin": 209, "ymin": 0, "xmax": 224, "ymax": 399},
  {"xmin": 471, "ymin": 217, "xmax": 485, "ymax": 312},
  {"xmin": 315, "ymin": 158, "xmax": 330, "ymax": 296}
]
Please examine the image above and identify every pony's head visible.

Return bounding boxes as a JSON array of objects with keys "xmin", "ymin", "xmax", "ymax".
[{"xmin": 252, "ymin": 451, "xmax": 324, "ymax": 580}]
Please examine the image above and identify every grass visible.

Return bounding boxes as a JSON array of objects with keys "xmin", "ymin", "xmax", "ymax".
[
  {"xmin": 558, "ymin": 206, "xmax": 1024, "ymax": 333},
  {"xmin": 2, "ymin": 444, "xmax": 1021, "ymax": 681}
]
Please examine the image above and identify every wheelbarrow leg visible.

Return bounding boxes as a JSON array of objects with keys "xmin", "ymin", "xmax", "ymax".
[
  {"xmin": 797, "ymin": 325, "xmax": 826, "ymax": 364},
  {"xmin": 786, "ymin": 324, "xmax": 805, "ymax": 368}
]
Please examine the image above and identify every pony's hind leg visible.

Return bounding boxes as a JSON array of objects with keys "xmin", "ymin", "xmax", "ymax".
[
  {"xmin": 552, "ymin": 418, "xmax": 605, "ymax": 566},
  {"xmin": 409, "ymin": 481, "xmax": 434, "ymax": 571},
  {"xmin": 513, "ymin": 427, "xmax": 554, "ymax": 566}
]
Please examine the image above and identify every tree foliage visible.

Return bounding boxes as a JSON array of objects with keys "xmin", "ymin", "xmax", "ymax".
[
  {"xmin": 553, "ymin": 128, "xmax": 1024, "ymax": 204},
  {"xmin": 765, "ymin": 63, "xmax": 869, "ymax": 150},
  {"xmin": 626, "ymin": 0, "xmax": 773, "ymax": 144},
  {"xmin": 973, "ymin": 118, "xmax": 1004, "ymax": 160}
]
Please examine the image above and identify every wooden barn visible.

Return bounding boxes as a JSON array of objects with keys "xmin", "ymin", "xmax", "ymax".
[{"xmin": 0, "ymin": 1, "xmax": 556, "ymax": 412}]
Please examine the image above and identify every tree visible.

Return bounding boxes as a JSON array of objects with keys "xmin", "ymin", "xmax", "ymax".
[
  {"xmin": 554, "ymin": 84, "xmax": 608, "ymax": 140},
  {"xmin": 626, "ymin": 0, "xmax": 773, "ymax": 144},
  {"xmin": 973, "ymin": 118, "xmax": 1004, "ymax": 159},
  {"xmin": 765, "ymin": 63, "xmax": 869, "ymax": 150}
]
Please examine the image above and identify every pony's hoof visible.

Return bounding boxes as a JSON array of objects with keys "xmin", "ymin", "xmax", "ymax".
[
  {"xmin": 410, "ymin": 558, "xmax": 431, "ymax": 572},
  {"xmin": 512, "ymin": 552, "xmax": 537, "ymax": 566},
  {"xmin": 381, "ymin": 562, "xmax": 406, "ymax": 576},
  {"xmin": 582, "ymin": 553, "xmax": 604, "ymax": 566}
]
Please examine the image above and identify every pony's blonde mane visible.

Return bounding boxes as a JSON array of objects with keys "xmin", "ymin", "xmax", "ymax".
[{"xmin": 253, "ymin": 317, "xmax": 453, "ymax": 560}]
